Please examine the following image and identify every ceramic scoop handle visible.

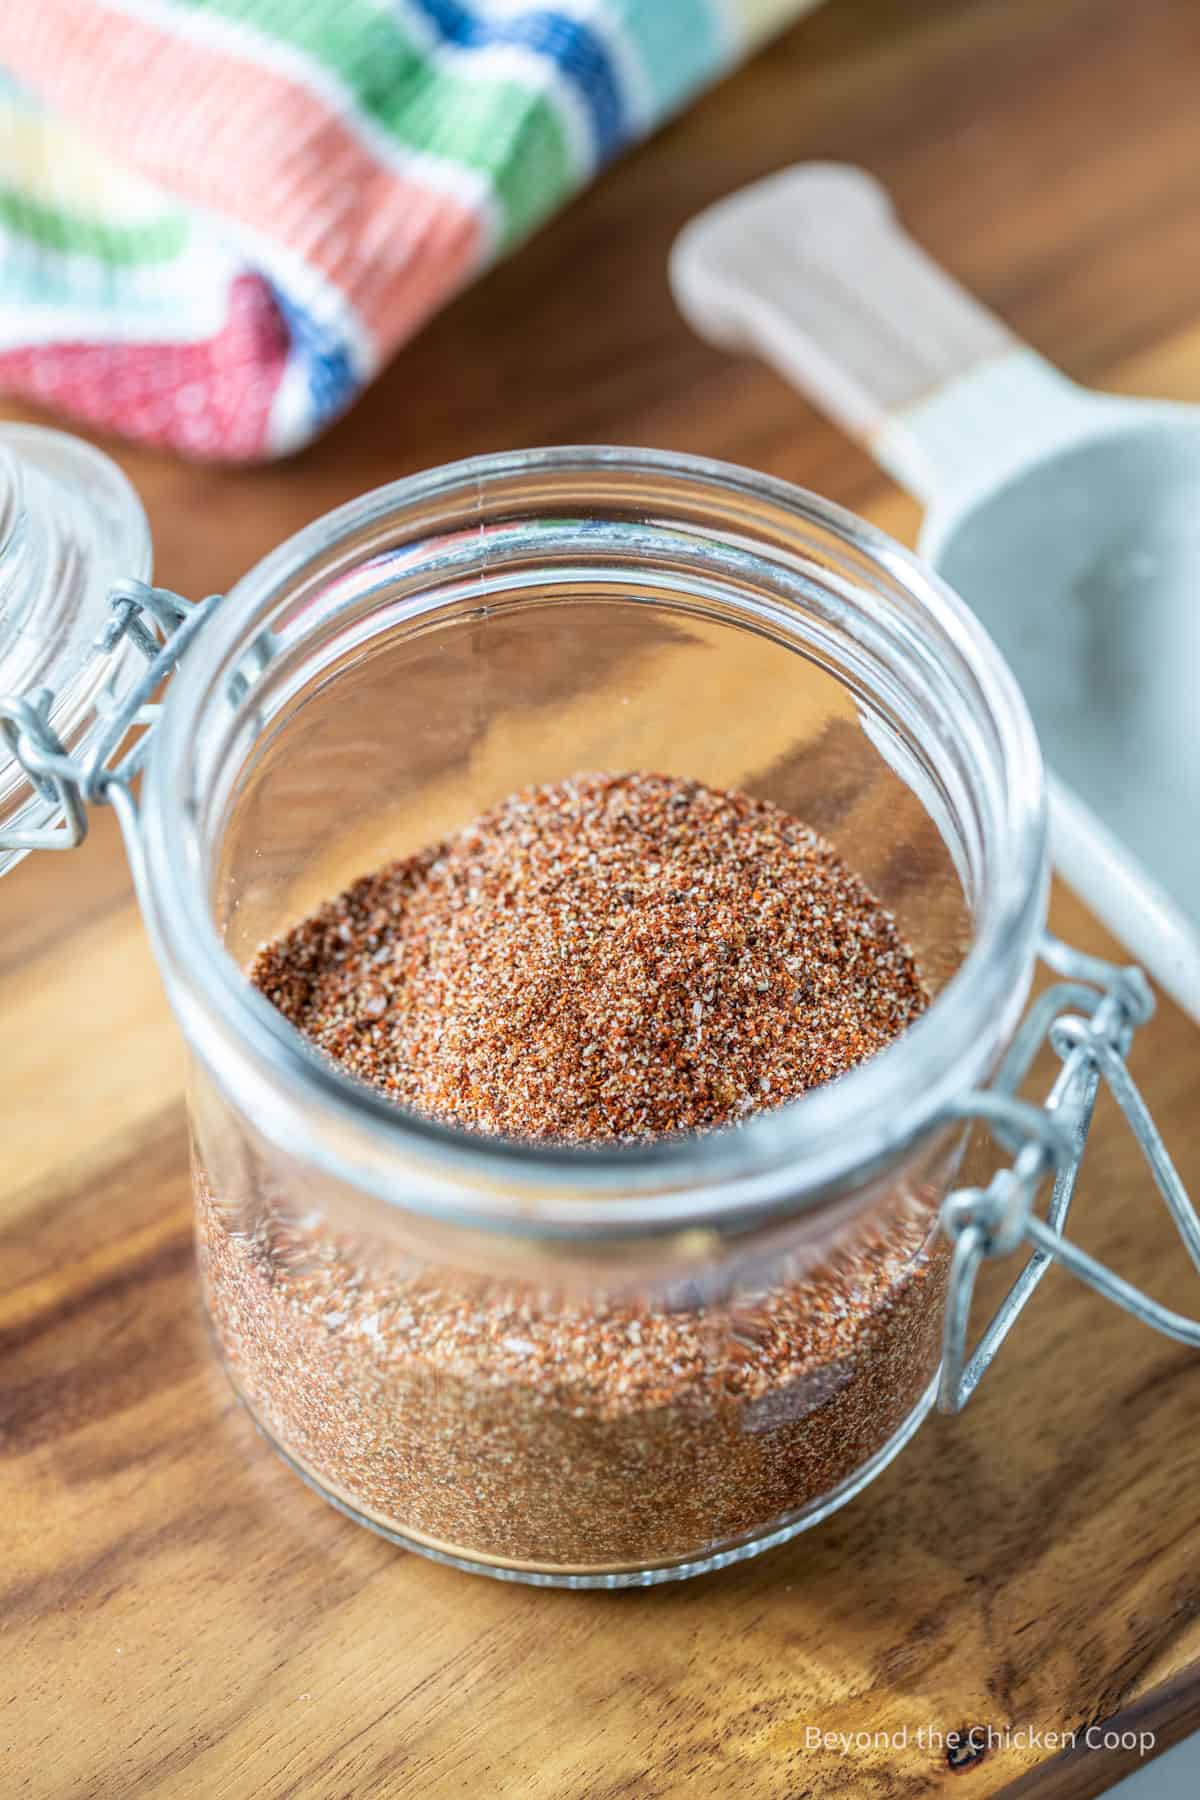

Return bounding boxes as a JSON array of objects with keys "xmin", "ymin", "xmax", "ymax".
[{"xmin": 671, "ymin": 164, "xmax": 1082, "ymax": 503}]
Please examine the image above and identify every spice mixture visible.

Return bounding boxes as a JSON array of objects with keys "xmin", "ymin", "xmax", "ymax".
[
  {"xmin": 198, "ymin": 772, "xmax": 947, "ymax": 1571},
  {"xmin": 250, "ymin": 771, "xmax": 927, "ymax": 1141}
]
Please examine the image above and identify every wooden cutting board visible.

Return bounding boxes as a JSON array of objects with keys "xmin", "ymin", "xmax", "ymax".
[{"xmin": 4, "ymin": 1, "xmax": 1200, "ymax": 1794}]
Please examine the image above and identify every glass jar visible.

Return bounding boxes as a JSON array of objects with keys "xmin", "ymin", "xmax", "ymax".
[
  {"xmin": 145, "ymin": 446, "xmax": 1046, "ymax": 1584},
  {"xmin": 4, "ymin": 439, "xmax": 1189, "ymax": 1587}
]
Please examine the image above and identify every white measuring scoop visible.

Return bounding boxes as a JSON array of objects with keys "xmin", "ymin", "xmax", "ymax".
[{"xmin": 671, "ymin": 163, "xmax": 1200, "ymax": 1021}]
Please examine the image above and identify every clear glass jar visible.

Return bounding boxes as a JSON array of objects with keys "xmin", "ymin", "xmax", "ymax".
[{"xmin": 118, "ymin": 448, "xmax": 1048, "ymax": 1585}]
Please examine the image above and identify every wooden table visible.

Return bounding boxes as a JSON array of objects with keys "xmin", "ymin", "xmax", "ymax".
[{"xmin": 4, "ymin": 0, "xmax": 1200, "ymax": 1793}]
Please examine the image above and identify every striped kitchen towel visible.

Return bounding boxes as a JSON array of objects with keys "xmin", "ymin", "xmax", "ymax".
[{"xmin": 0, "ymin": 1, "xmax": 816, "ymax": 461}]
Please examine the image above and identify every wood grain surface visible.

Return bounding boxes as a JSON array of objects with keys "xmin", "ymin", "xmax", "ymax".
[{"xmin": 4, "ymin": 0, "xmax": 1200, "ymax": 1794}]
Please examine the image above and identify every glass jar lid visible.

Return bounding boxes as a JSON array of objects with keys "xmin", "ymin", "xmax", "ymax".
[{"xmin": 0, "ymin": 424, "xmax": 152, "ymax": 871}]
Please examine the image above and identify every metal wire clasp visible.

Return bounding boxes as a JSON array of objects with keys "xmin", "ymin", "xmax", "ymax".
[
  {"xmin": 938, "ymin": 934, "xmax": 1200, "ymax": 1412},
  {"xmin": 0, "ymin": 579, "xmax": 221, "ymax": 852}
]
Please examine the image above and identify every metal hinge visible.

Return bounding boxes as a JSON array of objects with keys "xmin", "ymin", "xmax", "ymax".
[
  {"xmin": 939, "ymin": 933, "xmax": 1199, "ymax": 1412},
  {"xmin": 0, "ymin": 579, "xmax": 221, "ymax": 852}
]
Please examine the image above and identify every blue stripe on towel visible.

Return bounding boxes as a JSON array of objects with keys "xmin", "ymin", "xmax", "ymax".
[{"xmin": 406, "ymin": 1, "xmax": 631, "ymax": 163}]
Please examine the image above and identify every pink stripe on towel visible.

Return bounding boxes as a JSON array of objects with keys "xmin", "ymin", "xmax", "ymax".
[{"xmin": 0, "ymin": 0, "xmax": 488, "ymax": 352}]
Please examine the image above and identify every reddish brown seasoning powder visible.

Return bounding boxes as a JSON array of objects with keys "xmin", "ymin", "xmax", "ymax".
[
  {"xmin": 197, "ymin": 773, "xmax": 948, "ymax": 1571},
  {"xmin": 250, "ymin": 772, "xmax": 928, "ymax": 1140}
]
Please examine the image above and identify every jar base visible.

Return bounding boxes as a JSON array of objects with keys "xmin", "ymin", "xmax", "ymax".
[{"xmin": 225, "ymin": 1369, "xmax": 939, "ymax": 1588}]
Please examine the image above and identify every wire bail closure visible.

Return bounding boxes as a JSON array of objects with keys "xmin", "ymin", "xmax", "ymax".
[
  {"xmin": 938, "ymin": 934, "xmax": 1200, "ymax": 1413},
  {"xmin": 0, "ymin": 579, "xmax": 221, "ymax": 852}
]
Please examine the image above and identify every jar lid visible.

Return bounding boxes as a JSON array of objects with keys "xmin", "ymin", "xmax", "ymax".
[{"xmin": 0, "ymin": 424, "xmax": 152, "ymax": 872}]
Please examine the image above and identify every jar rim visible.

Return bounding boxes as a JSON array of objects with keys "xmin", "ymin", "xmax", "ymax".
[{"xmin": 141, "ymin": 446, "xmax": 1048, "ymax": 1235}]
